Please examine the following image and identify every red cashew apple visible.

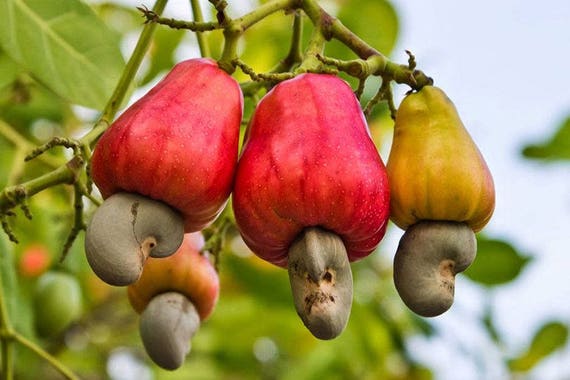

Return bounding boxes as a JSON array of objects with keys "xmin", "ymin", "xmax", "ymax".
[
  {"xmin": 127, "ymin": 233, "xmax": 219, "ymax": 370},
  {"xmin": 85, "ymin": 58, "xmax": 243, "ymax": 286},
  {"xmin": 233, "ymin": 73, "xmax": 390, "ymax": 339}
]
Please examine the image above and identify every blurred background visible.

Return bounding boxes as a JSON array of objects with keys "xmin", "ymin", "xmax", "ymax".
[{"xmin": 0, "ymin": 0, "xmax": 568, "ymax": 379}]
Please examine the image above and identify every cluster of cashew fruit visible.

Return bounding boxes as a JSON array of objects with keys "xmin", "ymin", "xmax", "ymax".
[
  {"xmin": 85, "ymin": 59, "xmax": 241, "ymax": 369},
  {"xmin": 84, "ymin": 57, "xmax": 495, "ymax": 367},
  {"xmin": 387, "ymin": 87, "xmax": 495, "ymax": 317}
]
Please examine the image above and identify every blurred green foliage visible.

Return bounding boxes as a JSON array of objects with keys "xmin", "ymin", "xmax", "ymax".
[
  {"xmin": 522, "ymin": 117, "xmax": 570, "ymax": 161},
  {"xmin": 465, "ymin": 236, "xmax": 531, "ymax": 286},
  {"xmin": 0, "ymin": 1, "xmax": 567, "ymax": 379},
  {"xmin": 0, "ymin": 0, "xmax": 125, "ymax": 110}
]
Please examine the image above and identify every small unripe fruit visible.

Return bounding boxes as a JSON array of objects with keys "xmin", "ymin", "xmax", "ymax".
[
  {"xmin": 19, "ymin": 244, "xmax": 50, "ymax": 278},
  {"xmin": 33, "ymin": 272, "xmax": 82, "ymax": 337}
]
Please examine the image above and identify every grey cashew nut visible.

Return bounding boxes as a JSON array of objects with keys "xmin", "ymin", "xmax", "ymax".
[
  {"xmin": 85, "ymin": 192, "xmax": 184, "ymax": 286},
  {"xmin": 393, "ymin": 221, "xmax": 476, "ymax": 317},
  {"xmin": 288, "ymin": 227, "xmax": 353, "ymax": 340},
  {"xmin": 139, "ymin": 292, "xmax": 200, "ymax": 370}
]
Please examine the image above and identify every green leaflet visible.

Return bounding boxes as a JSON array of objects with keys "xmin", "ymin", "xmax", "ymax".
[
  {"xmin": 509, "ymin": 321, "xmax": 569, "ymax": 372},
  {"xmin": 522, "ymin": 117, "xmax": 570, "ymax": 161},
  {"xmin": 0, "ymin": 0, "xmax": 125, "ymax": 110},
  {"xmin": 464, "ymin": 236, "xmax": 531, "ymax": 286}
]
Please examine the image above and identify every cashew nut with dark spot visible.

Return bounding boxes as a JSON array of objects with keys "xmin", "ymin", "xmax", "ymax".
[
  {"xmin": 288, "ymin": 227, "xmax": 353, "ymax": 340},
  {"xmin": 85, "ymin": 192, "xmax": 184, "ymax": 286}
]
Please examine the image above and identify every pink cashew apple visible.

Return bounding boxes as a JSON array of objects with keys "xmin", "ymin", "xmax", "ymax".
[{"xmin": 85, "ymin": 58, "xmax": 243, "ymax": 286}]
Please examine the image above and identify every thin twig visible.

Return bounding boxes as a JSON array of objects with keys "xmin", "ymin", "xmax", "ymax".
[
  {"xmin": 60, "ymin": 185, "xmax": 86, "ymax": 263},
  {"xmin": 13, "ymin": 333, "xmax": 79, "ymax": 380},
  {"xmin": 138, "ymin": 6, "xmax": 219, "ymax": 31},
  {"xmin": 190, "ymin": 0, "xmax": 211, "ymax": 57}
]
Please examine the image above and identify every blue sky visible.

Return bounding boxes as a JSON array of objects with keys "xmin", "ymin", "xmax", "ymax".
[{"xmin": 392, "ymin": 1, "xmax": 570, "ymax": 379}]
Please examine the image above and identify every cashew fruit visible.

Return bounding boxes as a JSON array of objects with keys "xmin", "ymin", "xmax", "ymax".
[
  {"xmin": 233, "ymin": 73, "xmax": 390, "ymax": 339},
  {"xmin": 86, "ymin": 58, "xmax": 242, "ymax": 285},
  {"xmin": 127, "ymin": 233, "xmax": 218, "ymax": 369},
  {"xmin": 386, "ymin": 86, "xmax": 495, "ymax": 232}
]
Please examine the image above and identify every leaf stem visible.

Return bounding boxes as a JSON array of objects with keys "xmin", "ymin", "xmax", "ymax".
[
  {"xmin": 296, "ymin": 25, "xmax": 326, "ymax": 73},
  {"xmin": 190, "ymin": 0, "xmax": 211, "ymax": 57},
  {"xmin": 218, "ymin": 0, "xmax": 296, "ymax": 72},
  {"xmin": 233, "ymin": 0, "xmax": 295, "ymax": 31},
  {"xmin": 138, "ymin": 7, "xmax": 220, "ymax": 32},
  {"xmin": 284, "ymin": 10, "xmax": 304, "ymax": 67},
  {"xmin": 13, "ymin": 332, "xmax": 79, "ymax": 380},
  {"xmin": 0, "ymin": 157, "xmax": 82, "ymax": 213}
]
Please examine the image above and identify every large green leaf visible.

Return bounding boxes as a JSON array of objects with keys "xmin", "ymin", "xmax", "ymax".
[
  {"xmin": 522, "ymin": 117, "xmax": 570, "ymax": 161},
  {"xmin": 0, "ymin": 52, "xmax": 20, "ymax": 90},
  {"xmin": 326, "ymin": 0, "xmax": 399, "ymax": 60},
  {"xmin": 508, "ymin": 321, "xmax": 569, "ymax": 372},
  {"xmin": 0, "ymin": 0, "xmax": 125, "ymax": 110},
  {"xmin": 464, "ymin": 236, "xmax": 531, "ymax": 286}
]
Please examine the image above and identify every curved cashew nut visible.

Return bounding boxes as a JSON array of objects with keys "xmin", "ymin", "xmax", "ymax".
[
  {"xmin": 85, "ymin": 192, "xmax": 184, "ymax": 286},
  {"xmin": 393, "ymin": 221, "xmax": 476, "ymax": 317},
  {"xmin": 139, "ymin": 292, "xmax": 200, "ymax": 370},
  {"xmin": 288, "ymin": 227, "xmax": 353, "ymax": 340}
]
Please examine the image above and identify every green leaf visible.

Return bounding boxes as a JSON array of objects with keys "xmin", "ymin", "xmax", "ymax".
[
  {"xmin": 508, "ymin": 321, "xmax": 569, "ymax": 372},
  {"xmin": 0, "ymin": 79, "xmax": 70, "ymax": 129},
  {"xmin": 327, "ymin": 0, "xmax": 399, "ymax": 60},
  {"xmin": 0, "ymin": 0, "xmax": 125, "ymax": 110},
  {"xmin": 0, "ymin": 52, "xmax": 20, "ymax": 90},
  {"xmin": 464, "ymin": 236, "xmax": 531, "ymax": 286},
  {"xmin": 522, "ymin": 117, "xmax": 570, "ymax": 161}
]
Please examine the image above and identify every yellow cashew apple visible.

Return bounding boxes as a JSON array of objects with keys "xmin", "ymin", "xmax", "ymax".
[{"xmin": 386, "ymin": 86, "xmax": 495, "ymax": 232}]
